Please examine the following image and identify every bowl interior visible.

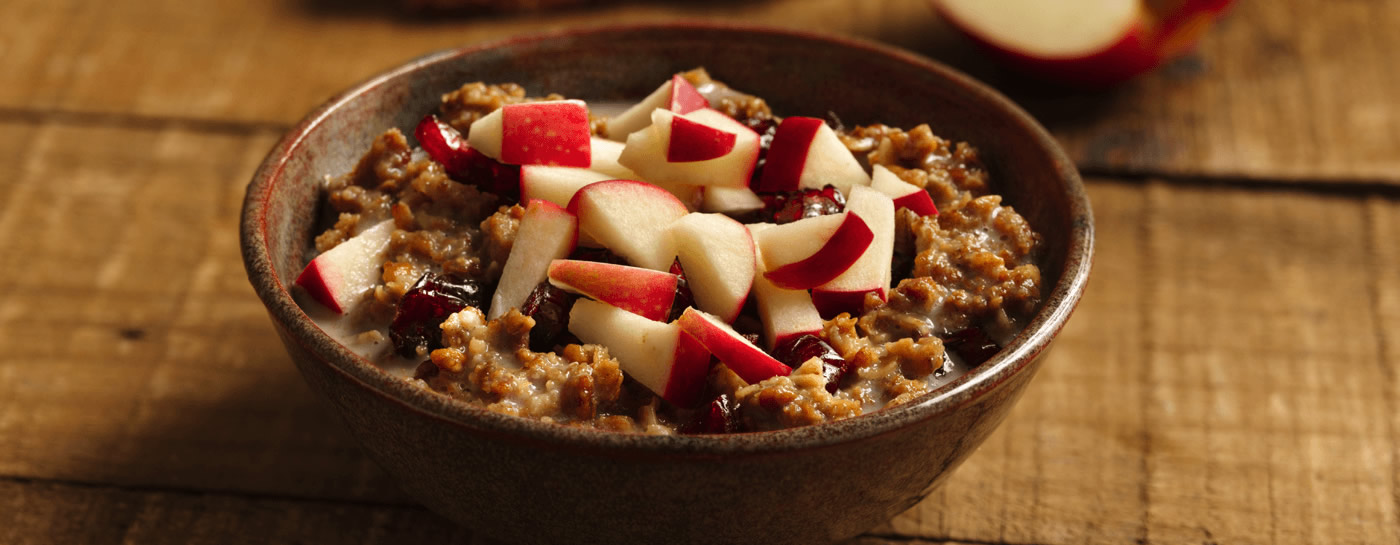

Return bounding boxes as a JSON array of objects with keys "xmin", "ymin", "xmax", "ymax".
[{"xmin": 243, "ymin": 23, "xmax": 1092, "ymax": 452}]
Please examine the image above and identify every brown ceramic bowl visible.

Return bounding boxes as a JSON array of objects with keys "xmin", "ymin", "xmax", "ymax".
[{"xmin": 241, "ymin": 23, "xmax": 1092, "ymax": 545}]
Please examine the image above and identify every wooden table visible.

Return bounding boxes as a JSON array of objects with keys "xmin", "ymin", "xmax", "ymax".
[{"xmin": 2, "ymin": 0, "xmax": 1396, "ymax": 543}]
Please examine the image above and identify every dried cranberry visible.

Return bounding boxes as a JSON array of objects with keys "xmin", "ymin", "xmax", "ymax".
[
  {"xmin": 413, "ymin": 114, "xmax": 519, "ymax": 199},
  {"xmin": 568, "ymin": 246, "xmax": 629, "ymax": 266},
  {"xmin": 519, "ymin": 281, "xmax": 577, "ymax": 352},
  {"xmin": 390, "ymin": 272, "xmax": 486, "ymax": 358},
  {"xmin": 773, "ymin": 334, "xmax": 849, "ymax": 393},
  {"xmin": 758, "ymin": 185, "xmax": 846, "ymax": 224},
  {"xmin": 667, "ymin": 258, "xmax": 694, "ymax": 322},
  {"xmin": 944, "ymin": 326, "xmax": 1001, "ymax": 368},
  {"xmin": 681, "ymin": 394, "xmax": 738, "ymax": 434}
]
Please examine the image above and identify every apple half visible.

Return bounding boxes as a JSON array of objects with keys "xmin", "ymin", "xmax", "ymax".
[
  {"xmin": 677, "ymin": 307, "xmax": 791, "ymax": 384},
  {"xmin": 486, "ymin": 200, "xmax": 578, "ymax": 320},
  {"xmin": 811, "ymin": 186, "xmax": 896, "ymax": 318},
  {"xmin": 467, "ymin": 100, "xmax": 592, "ymax": 167},
  {"xmin": 934, "ymin": 0, "xmax": 1235, "ymax": 87},
  {"xmin": 670, "ymin": 213, "xmax": 755, "ymax": 323},
  {"xmin": 547, "ymin": 259, "xmax": 679, "ymax": 322},
  {"xmin": 604, "ymin": 74, "xmax": 710, "ymax": 141},
  {"xmin": 567, "ymin": 179, "xmax": 690, "ymax": 271},
  {"xmin": 569, "ymin": 299, "xmax": 711, "ymax": 408},
  {"xmin": 295, "ymin": 219, "xmax": 397, "ymax": 314}
]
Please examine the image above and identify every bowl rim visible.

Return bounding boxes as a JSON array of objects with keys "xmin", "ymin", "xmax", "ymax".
[{"xmin": 241, "ymin": 21, "xmax": 1094, "ymax": 456}]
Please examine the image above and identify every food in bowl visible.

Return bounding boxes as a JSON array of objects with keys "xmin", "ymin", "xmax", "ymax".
[{"xmin": 292, "ymin": 68, "xmax": 1043, "ymax": 434}]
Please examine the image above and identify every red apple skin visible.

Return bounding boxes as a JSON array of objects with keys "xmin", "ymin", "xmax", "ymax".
[
  {"xmin": 547, "ymin": 259, "xmax": 679, "ymax": 322},
  {"xmin": 754, "ymin": 117, "xmax": 823, "ymax": 193},
  {"xmin": 668, "ymin": 74, "xmax": 709, "ymax": 114},
  {"xmin": 893, "ymin": 192, "xmax": 939, "ymax": 217},
  {"xmin": 678, "ymin": 308, "xmax": 791, "ymax": 384},
  {"xmin": 936, "ymin": 0, "xmax": 1234, "ymax": 88},
  {"xmin": 667, "ymin": 115, "xmax": 737, "ymax": 162},
  {"xmin": 501, "ymin": 101, "xmax": 592, "ymax": 167},
  {"xmin": 810, "ymin": 289, "xmax": 887, "ymax": 320},
  {"xmin": 295, "ymin": 259, "xmax": 344, "ymax": 313},
  {"xmin": 763, "ymin": 213, "xmax": 874, "ymax": 290},
  {"xmin": 663, "ymin": 330, "xmax": 711, "ymax": 408}
]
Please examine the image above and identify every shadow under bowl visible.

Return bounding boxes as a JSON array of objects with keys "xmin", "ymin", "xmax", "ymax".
[{"xmin": 241, "ymin": 23, "xmax": 1093, "ymax": 545}]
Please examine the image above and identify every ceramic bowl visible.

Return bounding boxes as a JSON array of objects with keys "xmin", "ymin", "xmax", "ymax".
[{"xmin": 241, "ymin": 23, "xmax": 1093, "ymax": 545}]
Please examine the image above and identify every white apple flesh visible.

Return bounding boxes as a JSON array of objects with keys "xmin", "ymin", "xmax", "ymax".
[
  {"xmin": 517, "ymin": 165, "xmax": 614, "ymax": 207},
  {"xmin": 617, "ymin": 108, "xmax": 759, "ymax": 189},
  {"xmin": 487, "ymin": 200, "xmax": 579, "ymax": 319},
  {"xmin": 746, "ymin": 223, "xmax": 825, "ymax": 351},
  {"xmin": 295, "ymin": 219, "xmax": 397, "ymax": 314},
  {"xmin": 753, "ymin": 212, "xmax": 873, "ymax": 290},
  {"xmin": 547, "ymin": 259, "xmax": 679, "ymax": 322},
  {"xmin": 467, "ymin": 100, "xmax": 592, "ymax": 167},
  {"xmin": 567, "ymin": 179, "xmax": 690, "ymax": 270},
  {"xmin": 811, "ymin": 186, "xmax": 896, "ymax": 318},
  {"xmin": 604, "ymin": 74, "xmax": 710, "ymax": 141},
  {"xmin": 677, "ymin": 307, "xmax": 791, "ymax": 384},
  {"xmin": 670, "ymin": 213, "xmax": 755, "ymax": 323},
  {"xmin": 754, "ymin": 116, "xmax": 870, "ymax": 194},
  {"xmin": 701, "ymin": 185, "xmax": 765, "ymax": 215},
  {"xmin": 934, "ymin": 0, "xmax": 1234, "ymax": 87},
  {"xmin": 869, "ymin": 164, "xmax": 938, "ymax": 216},
  {"xmin": 588, "ymin": 137, "xmax": 637, "ymax": 179},
  {"xmin": 569, "ymin": 299, "xmax": 711, "ymax": 407}
]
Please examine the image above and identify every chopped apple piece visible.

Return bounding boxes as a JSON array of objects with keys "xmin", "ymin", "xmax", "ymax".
[
  {"xmin": 870, "ymin": 165, "xmax": 937, "ymax": 216},
  {"xmin": 811, "ymin": 186, "xmax": 896, "ymax": 318},
  {"xmin": 295, "ymin": 219, "xmax": 396, "ymax": 314},
  {"xmin": 569, "ymin": 299, "xmax": 711, "ymax": 407},
  {"xmin": 678, "ymin": 308, "xmax": 790, "ymax": 384},
  {"xmin": 604, "ymin": 74, "xmax": 710, "ymax": 141},
  {"xmin": 547, "ymin": 260, "xmax": 679, "ymax": 322},
  {"xmin": 617, "ymin": 108, "xmax": 759, "ymax": 188},
  {"xmin": 754, "ymin": 116, "xmax": 870, "ymax": 194},
  {"xmin": 518, "ymin": 165, "xmax": 613, "ymax": 207},
  {"xmin": 468, "ymin": 100, "xmax": 591, "ymax": 167},
  {"xmin": 747, "ymin": 223, "xmax": 824, "ymax": 351},
  {"xmin": 589, "ymin": 137, "xmax": 637, "ymax": 179},
  {"xmin": 701, "ymin": 185, "xmax": 765, "ymax": 215},
  {"xmin": 753, "ymin": 212, "xmax": 873, "ymax": 290},
  {"xmin": 670, "ymin": 213, "xmax": 755, "ymax": 323},
  {"xmin": 487, "ymin": 200, "xmax": 578, "ymax": 319},
  {"xmin": 567, "ymin": 179, "xmax": 689, "ymax": 270}
]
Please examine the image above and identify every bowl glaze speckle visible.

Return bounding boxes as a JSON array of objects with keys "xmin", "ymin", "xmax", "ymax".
[{"xmin": 241, "ymin": 23, "xmax": 1093, "ymax": 545}]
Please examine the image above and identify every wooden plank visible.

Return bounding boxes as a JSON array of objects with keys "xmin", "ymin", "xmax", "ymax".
[{"xmin": 0, "ymin": 121, "xmax": 407, "ymax": 502}]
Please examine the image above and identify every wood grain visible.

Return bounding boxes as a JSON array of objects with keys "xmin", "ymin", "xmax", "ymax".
[{"xmin": 1, "ymin": 0, "xmax": 1397, "ymax": 183}]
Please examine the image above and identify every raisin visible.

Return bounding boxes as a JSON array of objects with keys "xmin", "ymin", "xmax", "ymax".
[
  {"xmin": 681, "ymin": 394, "xmax": 738, "ymax": 434},
  {"xmin": 413, "ymin": 115, "xmax": 519, "ymax": 198},
  {"xmin": 520, "ymin": 281, "xmax": 577, "ymax": 352},
  {"xmin": 667, "ymin": 258, "xmax": 694, "ymax": 322},
  {"xmin": 389, "ymin": 272, "xmax": 486, "ymax": 358},
  {"xmin": 944, "ymin": 326, "xmax": 1001, "ymax": 368},
  {"xmin": 773, "ymin": 334, "xmax": 849, "ymax": 393},
  {"xmin": 568, "ymin": 246, "xmax": 629, "ymax": 266},
  {"xmin": 757, "ymin": 185, "xmax": 846, "ymax": 225}
]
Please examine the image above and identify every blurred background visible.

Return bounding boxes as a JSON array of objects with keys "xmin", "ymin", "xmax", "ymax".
[{"xmin": 1, "ymin": 0, "xmax": 1396, "ymax": 543}]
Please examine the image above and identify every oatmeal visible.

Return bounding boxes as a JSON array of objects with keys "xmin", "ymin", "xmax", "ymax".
[{"xmin": 293, "ymin": 69, "xmax": 1042, "ymax": 434}]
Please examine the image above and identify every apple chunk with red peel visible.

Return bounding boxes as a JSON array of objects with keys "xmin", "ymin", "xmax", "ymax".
[
  {"xmin": 567, "ymin": 179, "xmax": 689, "ymax": 271},
  {"xmin": 753, "ymin": 212, "xmax": 873, "ymax": 290},
  {"xmin": 569, "ymin": 299, "xmax": 710, "ymax": 407},
  {"xmin": 754, "ymin": 116, "xmax": 870, "ymax": 194},
  {"xmin": 617, "ymin": 108, "xmax": 759, "ymax": 188},
  {"xmin": 486, "ymin": 200, "xmax": 578, "ymax": 320},
  {"xmin": 604, "ymin": 74, "xmax": 710, "ymax": 141},
  {"xmin": 678, "ymin": 307, "xmax": 791, "ymax": 384},
  {"xmin": 295, "ymin": 219, "xmax": 396, "ymax": 314},
  {"xmin": 667, "ymin": 115, "xmax": 736, "ymax": 162},
  {"xmin": 934, "ymin": 0, "xmax": 1234, "ymax": 87},
  {"xmin": 467, "ymin": 100, "xmax": 591, "ymax": 167},
  {"xmin": 870, "ymin": 164, "xmax": 938, "ymax": 217},
  {"xmin": 811, "ymin": 186, "xmax": 896, "ymax": 318},
  {"xmin": 547, "ymin": 260, "xmax": 678, "ymax": 322},
  {"xmin": 517, "ymin": 165, "xmax": 613, "ymax": 207},
  {"xmin": 746, "ymin": 223, "xmax": 824, "ymax": 351},
  {"xmin": 670, "ymin": 213, "xmax": 754, "ymax": 323}
]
